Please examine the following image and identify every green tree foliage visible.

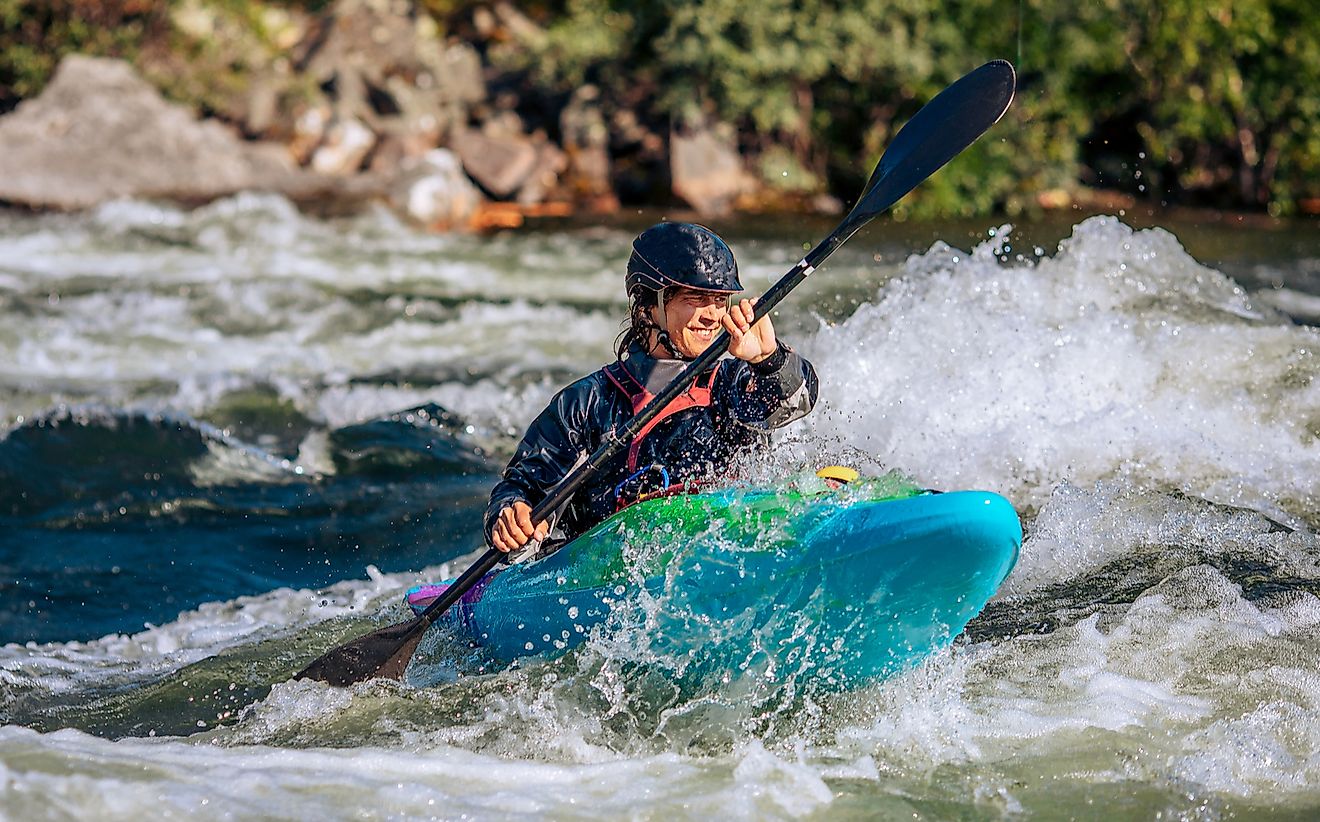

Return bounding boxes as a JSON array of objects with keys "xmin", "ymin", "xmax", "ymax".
[
  {"xmin": 503, "ymin": 0, "xmax": 1319, "ymax": 216},
  {"xmin": 0, "ymin": 1, "xmax": 320, "ymax": 115},
  {"xmin": 1114, "ymin": 0, "xmax": 1320, "ymax": 214},
  {"xmin": 0, "ymin": 0, "xmax": 171, "ymax": 112}
]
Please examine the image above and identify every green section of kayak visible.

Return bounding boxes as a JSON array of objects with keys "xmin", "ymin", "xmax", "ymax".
[{"xmin": 531, "ymin": 471, "xmax": 926, "ymax": 591}]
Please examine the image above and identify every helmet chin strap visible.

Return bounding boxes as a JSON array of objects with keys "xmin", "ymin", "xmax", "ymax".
[{"xmin": 652, "ymin": 288, "xmax": 685, "ymax": 360}]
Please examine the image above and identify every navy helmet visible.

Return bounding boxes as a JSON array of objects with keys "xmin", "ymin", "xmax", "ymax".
[{"xmin": 625, "ymin": 223, "xmax": 742, "ymax": 295}]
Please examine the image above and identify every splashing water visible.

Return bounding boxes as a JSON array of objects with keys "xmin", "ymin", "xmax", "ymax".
[{"xmin": 803, "ymin": 216, "xmax": 1320, "ymax": 526}]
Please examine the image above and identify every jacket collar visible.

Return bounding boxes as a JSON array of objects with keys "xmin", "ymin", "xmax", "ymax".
[{"xmin": 622, "ymin": 341, "xmax": 717, "ymax": 395}]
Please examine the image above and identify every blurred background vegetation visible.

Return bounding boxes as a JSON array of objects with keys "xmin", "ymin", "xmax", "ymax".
[{"xmin": 2, "ymin": 0, "xmax": 1317, "ymax": 218}]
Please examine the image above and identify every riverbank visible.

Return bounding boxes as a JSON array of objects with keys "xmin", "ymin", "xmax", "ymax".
[
  {"xmin": 3, "ymin": 0, "xmax": 1317, "ymax": 229},
  {"xmin": 0, "ymin": 0, "xmax": 823, "ymax": 228}
]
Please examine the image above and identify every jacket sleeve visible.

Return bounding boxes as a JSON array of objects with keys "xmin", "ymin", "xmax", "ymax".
[
  {"xmin": 483, "ymin": 376, "xmax": 601, "ymax": 543},
  {"xmin": 719, "ymin": 341, "xmax": 819, "ymax": 430}
]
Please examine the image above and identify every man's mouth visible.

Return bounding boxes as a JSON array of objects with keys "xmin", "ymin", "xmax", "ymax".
[{"xmin": 689, "ymin": 328, "xmax": 717, "ymax": 342}]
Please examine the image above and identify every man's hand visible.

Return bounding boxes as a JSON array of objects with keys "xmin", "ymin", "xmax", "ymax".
[
  {"xmin": 491, "ymin": 500, "xmax": 549, "ymax": 552},
  {"xmin": 723, "ymin": 298, "xmax": 777, "ymax": 363}
]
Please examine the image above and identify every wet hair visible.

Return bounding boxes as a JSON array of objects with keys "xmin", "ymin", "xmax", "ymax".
[{"xmin": 614, "ymin": 285, "xmax": 667, "ymax": 360}]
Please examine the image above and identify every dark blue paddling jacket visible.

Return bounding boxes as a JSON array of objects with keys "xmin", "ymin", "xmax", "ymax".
[{"xmin": 484, "ymin": 340, "xmax": 818, "ymax": 549}]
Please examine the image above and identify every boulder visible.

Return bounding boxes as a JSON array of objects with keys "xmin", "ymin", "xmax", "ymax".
[
  {"xmin": 387, "ymin": 149, "xmax": 483, "ymax": 228},
  {"xmin": 301, "ymin": 0, "xmax": 423, "ymax": 91},
  {"xmin": 480, "ymin": 107, "xmax": 527, "ymax": 141},
  {"xmin": 489, "ymin": 1, "xmax": 547, "ymax": 47},
  {"xmin": 560, "ymin": 85, "xmax": 617, "ymax": 211},
  {"xmin": 670, "ymin": 122, "xmax": 757, "ymax": 217},
  {"xmin": 381, "ymin": 76, "xmax": 448, "ymax": 145},
  {"xmin": 450, "ymin": 126, "xmax": 538, "ymax": 198},
  {"xmin": 243, "ymin": 73, "xmax": 283, "ymax": 136},
  {"xmin": 298, "ymin": 0, "xmax": 484, "ymax": 146},
  {"xmin": 516, "ymin": 140, "xmax": 568, "ymax": 205},
  {"xmin": 424, "ymin": 42, "xmax": 485, "ymax": 108},
  {"xmin": 289, "ymin": 104, "xmax": 333, "ymax": 164},
  {"xmin": 0, "ymin": 55, "xmax": 300, "ymax": 210},
  {"xmin": 610, "ymin": 108, "xmax": 669, "ymax": 203},
  {"xmin": 310, "ymin": 116, "xmax": 377, "ymax": 175}
]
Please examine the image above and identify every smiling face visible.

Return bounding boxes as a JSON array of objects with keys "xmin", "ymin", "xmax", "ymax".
[{"xmin": 651, "ymin": 287, "xmax": 734, "ymax": 359}]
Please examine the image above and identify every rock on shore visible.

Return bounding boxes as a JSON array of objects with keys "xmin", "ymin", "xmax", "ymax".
[
  {"xmin": 0, "ymin": 55, "xmax": 302, "ymax": 210},
  {"xmin": 0, "ymin": 53, "xmax": 484, "ymax": 227}
]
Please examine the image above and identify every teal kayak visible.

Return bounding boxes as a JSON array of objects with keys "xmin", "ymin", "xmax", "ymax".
[{"xmin": 410, "ymin": 474, "xmax": 1021, "ymax": 686}]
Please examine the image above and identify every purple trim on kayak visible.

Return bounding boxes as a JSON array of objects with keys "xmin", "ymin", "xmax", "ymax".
[{"xmin": 405, "ymin": 572, "xmax": 496, "ymax": 616}]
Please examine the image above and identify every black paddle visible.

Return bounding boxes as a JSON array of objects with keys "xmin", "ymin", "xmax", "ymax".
[{"xmin": 295, "ymin": 59, "xmax": 1017, "ymax": 687}]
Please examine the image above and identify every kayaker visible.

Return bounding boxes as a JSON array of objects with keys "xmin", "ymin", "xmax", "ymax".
[{"xmin": 486, "ymin": 222, "xmax": 819, "ymax": 556}]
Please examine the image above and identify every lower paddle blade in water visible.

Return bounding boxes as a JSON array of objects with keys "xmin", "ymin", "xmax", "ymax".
[{"xmin": 295, "ymin": 618, "xmax": 425, "ymax": 686}]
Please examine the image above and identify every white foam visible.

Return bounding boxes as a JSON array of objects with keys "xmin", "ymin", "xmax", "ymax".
[
  {"xmin": 0, "ymin": 724, "xmax": 834, "ymax": 819},
  {"xmin": 1253, "ymin": 286, "xmax": 1320, "ymax": 325},
  {"xmin": 0, "ymin": 193, "xmax": 630, "ymax": 432},
  {"xmin": 800, "ymin": 216, "xmax": 1320, "ymax": 523}
]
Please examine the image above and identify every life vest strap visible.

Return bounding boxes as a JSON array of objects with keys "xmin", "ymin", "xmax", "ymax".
[
  {"xmin": 603, "ymin": 359, "xmax": 721, "ymax": 473},
  {"xmin": 612, "ymin": 463, "xmax": 709, "ymax": 510}
]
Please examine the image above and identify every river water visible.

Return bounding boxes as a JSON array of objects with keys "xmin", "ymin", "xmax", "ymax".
[{"xmin": 1, "ymin": 194, "xmax": 1318, "ymax": 819}]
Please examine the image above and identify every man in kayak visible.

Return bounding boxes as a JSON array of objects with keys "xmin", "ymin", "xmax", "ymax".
[{"xmin": 487, "ymin": 222, "xmax": 819, "ymax": 557}]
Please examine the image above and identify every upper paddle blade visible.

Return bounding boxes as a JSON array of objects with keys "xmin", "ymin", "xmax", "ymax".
[
  {"xmin": 852, "ymin": 59, "xmax": 1016, "ymax": 223},
  {"xmin": 294, "ymin": 617, "xmax": 425, "ymax": 686}
]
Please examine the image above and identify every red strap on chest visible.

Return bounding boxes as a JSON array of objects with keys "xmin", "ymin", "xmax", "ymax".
[{"xmin": 604, "ymin": 360, "xmax": 721, "ymax": 472}]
